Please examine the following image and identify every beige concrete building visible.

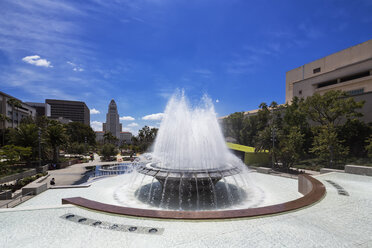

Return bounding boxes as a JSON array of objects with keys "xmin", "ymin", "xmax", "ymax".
[
  {"xmin": 286, "ymin": 39, "xmax": 372, "ymax": 123},
  {"xmin": 286, "ymin": 39, "xmax": 372, "ymax": 101},
  {"xmin": 120, "ymin": 131, "xmax": 132, "ymax": 145}
]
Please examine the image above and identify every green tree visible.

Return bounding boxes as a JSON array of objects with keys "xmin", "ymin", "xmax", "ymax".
[
  {"xmin": 0, "ymin": 113, "xmax": 10, "ymax": 146},
  {"xmin": 222, "ymin": 112, "xmax": 245, "ymax": 144},
  {"xmin": 304, "ymin": 91, "xmax": 364, "ymax": 126},
  {"xmin": 45, "ymin": 121, "xmax": 67, "ymax": 163},
  {"xmin": 100, "ymin": 143, "xmax": 117, "ymax": 160},
  {"xmin": 103, "ymin": 132, "xmax": 118, "ymax": 145},
  {"xmin": 365, "ymin": 135, "xmax": 372, "ymax": 158},
  {"xmin": 239, "ymin": 115, "xmax": 259, "ymax": 146},
  {"xmin": 0, "ymin": 145, "xmax": 32, "ymax": 170},
  {"xmin": 338, "ymin": 120, "xmax": 372, "ymax": 157},
  {"xmin": 135, "ymin": 126, "xmax": 158, "ymax": 151},
  {"xmin": 66, "ymin": 142, "xmax": 86, "ymax": 154},
  {"xmin": 254, "ymin": 102, "xmax": 283, "ymax": 166},
  {"xmin": 304, "ymin": 91, "xmax": 364, "ymax": 167},
  {"xmin": 310, "ymin": 125, "xmax": 348, "ymax": 167},
  {"xmin": 282, "ymin": 97, "xmax": 312, "ymax": 153},
  {"xmin": 276, "ymin": 127, "xmax": 305, "ymax": 170},
  {"xmin": 9, "ymin": 123, "xmax": 39, "ymax": 163},
  {"xmin": 65, "ymin": 122, "xmax": 96, "ymax": 146}
]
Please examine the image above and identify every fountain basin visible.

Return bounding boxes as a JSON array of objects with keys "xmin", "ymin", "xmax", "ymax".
[{"xmin": 137, "ymin": 162, "xmax": 242, "ymax": 192}]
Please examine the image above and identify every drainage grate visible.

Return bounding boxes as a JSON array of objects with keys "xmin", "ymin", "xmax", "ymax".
[
  {"xmin": 60, "ymin": 214, "xmax": 164, "ymax": 235},
  {"xmin": 325, "ymin": 180, "xmax": 349, "ymax": 196}
]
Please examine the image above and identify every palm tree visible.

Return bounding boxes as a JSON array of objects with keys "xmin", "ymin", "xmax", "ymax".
[
  {"xmin": 45, "ymin": 122, "xmax": 67, "ymax": 163},
  {"xmin": 10, "ymin": 123, "xmax": 38, "ymax": 147},
  {"xmin": 7, "ymin": 98, "xmax": 22, "ymax": 128},
  {"xmin": 9, "ymin": 123, "xmax": 39, "ymax": 164},
  {"xmin": 0, "ymin": 113, "xmax": 10, "ymax": 146}
]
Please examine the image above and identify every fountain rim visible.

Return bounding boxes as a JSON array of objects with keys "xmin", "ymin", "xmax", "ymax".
[
  {"xmin": 61, "ymin": 174, "xmax": 326, "ymax": 220},
  {"xmin": 136, "ymin": 162, "xmax": 242, "ymax": 179}
]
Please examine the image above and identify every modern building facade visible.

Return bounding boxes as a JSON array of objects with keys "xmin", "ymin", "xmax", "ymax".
[
  {"xmin": 45, "ymin": 99, "xmax": 90, "ymax": 125},
  {"xmin": 0, "ymin": 91, "xmax": 36, "ymax": 129},
  {"xmin": 25, "ymin": 102, "xmax": 51, "ymax": 117},
  {"xmin": 286, "ymin": 39, "xmax": 372, "ymax": 123}
]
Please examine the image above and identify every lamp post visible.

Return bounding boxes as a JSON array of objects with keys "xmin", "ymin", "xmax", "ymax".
[
  {"xmin": 84, "ymin": 136, "xmax": 87, "ymax": 154},
  {"xmin": 271, "ymin": 126, "xmax": 276, "ymax": 169}
]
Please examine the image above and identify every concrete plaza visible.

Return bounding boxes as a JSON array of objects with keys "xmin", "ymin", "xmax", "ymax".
[{"xmin": 0, "ymin": 171, "xmax": 371, "ymax": 248}]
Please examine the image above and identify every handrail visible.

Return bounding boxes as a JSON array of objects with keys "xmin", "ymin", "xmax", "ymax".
[{"xmin": 0, "ymin": 191, "xmax": 34, "ymax": 208}]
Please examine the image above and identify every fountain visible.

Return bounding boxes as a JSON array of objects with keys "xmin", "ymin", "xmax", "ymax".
[
  {"xmin": 136, "ymin": 93, "xmax": 244, "ymax": 202},
  {"xmin": 62, "ymin": 92, "xmax": 326, "ymax": 219}
]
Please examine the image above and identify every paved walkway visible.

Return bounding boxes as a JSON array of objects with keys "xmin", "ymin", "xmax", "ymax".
[{"xmin": 46, "ymin": 154, "xmax": 118, "ymax": 187}]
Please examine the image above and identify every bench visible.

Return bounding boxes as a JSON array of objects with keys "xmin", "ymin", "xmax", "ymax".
[{"xmin": 345, "ymin": 165, "xmax": 372, "ymax": 176}]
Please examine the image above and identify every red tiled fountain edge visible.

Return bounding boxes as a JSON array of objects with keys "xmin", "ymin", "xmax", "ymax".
[{"xmin": 61, "ymin": 174, "xmax": 325, "ymax": 220}]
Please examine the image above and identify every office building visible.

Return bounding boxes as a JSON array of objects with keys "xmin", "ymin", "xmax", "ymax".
[
  {"xmin": 0, "ymin": 91, "xmax": 36, "ymax": 129},
  {"xmin": 45, "ymin": 99, "xmax": 90, "ymax": 126},
  {"xmin": 25, "ymin": 102, "xmax": 51, "ymax": 117}
]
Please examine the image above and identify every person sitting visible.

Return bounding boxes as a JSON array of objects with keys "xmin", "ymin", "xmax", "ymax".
[{"xmin": 50, "ymin": 178, "xmax": 56, "ymax": 186}]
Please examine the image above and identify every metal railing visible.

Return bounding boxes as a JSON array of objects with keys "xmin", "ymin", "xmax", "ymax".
[{"xmin": 0, "ymin": 191, "xmax": 34, "ymax": 208}]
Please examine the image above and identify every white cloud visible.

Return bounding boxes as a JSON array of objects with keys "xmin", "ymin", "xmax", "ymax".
[
  {"xmin": 127, "ymin": 122, "xmax": 139, "ymax": 127},
  {"xmin": 90, "ymin": 108, "xmax": 100, "ymax": 114},
  {"xmin": 90, "ymin": 121, "xmax": 102, "ymax": 131},
  {"xmin": 215, "ymin": 99, "xmax": 219, "ymax": 103},
  {"xmin": 73, "ymin": 67, "xmax": 84, "ymax": 72},
  {"xmin": 67, "ymin": 61, "xmax": 84, "ymax": 72},
  {"xmin": 142, "ymin": 113, "xmax": 164, "ymax": 120},
  {"xmin": 120, "ymin": 116, "xmax": 135, "ymax": 121},
  {"xmin": 22, "ymin": 55, "xmax": 52, "ymax": 67}
]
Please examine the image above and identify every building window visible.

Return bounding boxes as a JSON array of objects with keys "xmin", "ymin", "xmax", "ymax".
[
  {"xmin": 340, "ymin": 71, "xmax": 370, "ymax": 83},
  {"xmin": 313, "ymin": 67, "xmax": 321, "ymax": 74},
  {"xmin": 346, "ymin": 88, "xmax": 364, "ymax": 96},
  {"xmin": 299, "ymin": 90, "xmax": 302, "ymax": 95},
  {"xmin": 317, "ymin": 79, "xmax": 338, "ymax": 88}
]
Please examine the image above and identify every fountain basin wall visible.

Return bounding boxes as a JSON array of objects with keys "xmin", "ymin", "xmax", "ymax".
[{"xmin": 62, "ymin": 174, "xmax": 325, "ymax": 220}]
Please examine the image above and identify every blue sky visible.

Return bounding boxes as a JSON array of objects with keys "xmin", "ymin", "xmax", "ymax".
[{"xmin": 1, "ymin": 0, "xmax": 372, "ymax": 134}]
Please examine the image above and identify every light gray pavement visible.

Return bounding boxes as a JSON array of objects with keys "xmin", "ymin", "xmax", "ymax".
[
  {"xmin": 46, "ymin": 154, "xmax": 117, "ymax": 186},
  {"xmin": 0, "ymin": 172, "xmax": 371, "ymax": 248}
]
